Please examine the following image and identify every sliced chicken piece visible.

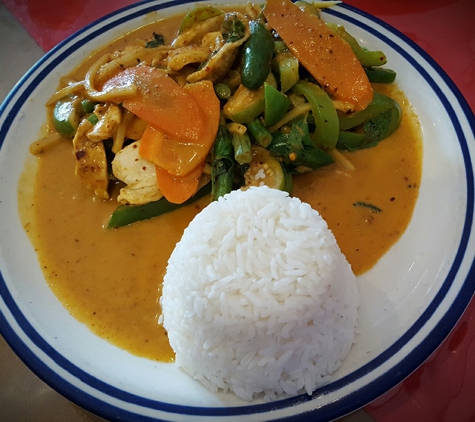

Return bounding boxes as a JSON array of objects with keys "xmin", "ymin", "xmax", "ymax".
[
  {"xmin": 72, "ymin": 119, "xmax": 109, "ymax": 199},
  {"xmin": 87, "ymin": 103, "xmax": 122, "ymax": 142},
  {"xmin": 112, "ymin": 140, "xmax": 163, "ymax": 205},
  {"xmin": 186, "ymin": 13, "xmax": 250, "ymax": 83}
]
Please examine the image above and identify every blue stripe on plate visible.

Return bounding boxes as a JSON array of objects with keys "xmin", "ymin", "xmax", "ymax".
[{"xmin": 1, "ymin": 1, "xmax": 475, "ymax": 420}]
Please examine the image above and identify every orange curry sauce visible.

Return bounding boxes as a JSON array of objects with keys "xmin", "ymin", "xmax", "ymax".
[{"xmin": 18, "ymin": 13, "xmax": 422, "ymax": 362}]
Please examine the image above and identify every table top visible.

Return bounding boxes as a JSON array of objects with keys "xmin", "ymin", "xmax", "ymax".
[{"xmin": 0, "ymin": 1, "xmax": 474, "ymax": 421}]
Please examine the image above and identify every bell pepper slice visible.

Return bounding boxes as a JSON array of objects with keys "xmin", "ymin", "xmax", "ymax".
[{"xmin": 292, "ymin": 80, "xmax": 339, "ymax": 149}]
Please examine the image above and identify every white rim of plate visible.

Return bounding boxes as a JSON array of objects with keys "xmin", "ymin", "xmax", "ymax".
[{"xmin": 1, "ymin": 1, "xmax": 475, "ymax": 421}]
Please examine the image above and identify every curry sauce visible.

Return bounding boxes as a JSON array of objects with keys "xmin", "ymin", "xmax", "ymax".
[{"xmin": 18, "ymin": 13, "xmax": 422, "ymax": 362}]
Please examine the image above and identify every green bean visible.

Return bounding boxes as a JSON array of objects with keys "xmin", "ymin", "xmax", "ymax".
[
  {"xmin": 232, "ymin": 132, "xmax": 252, "ymax": 164},
  {"xmin": 247, "ymin": 118, "xmax": 272, "ymax": 148}
]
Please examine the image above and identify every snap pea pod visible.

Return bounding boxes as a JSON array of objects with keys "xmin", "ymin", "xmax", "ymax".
[
  {"xmin": 211, "ymin": 124, "xmax": 234, "ymax": 200},
  {"xmin": 106, "ymin": 183, "xmax": 212, "ymax": 229},
  {"xmin": 292, "ymin": 80, "xmax": 339, "ymax": 149},
  {"xmin": 241, "ymin": 20, "xmax": 274, "ymax": 90},
  {"xmin": 327, "ymin": 23, "xmax": 387, "ymax": 68}
]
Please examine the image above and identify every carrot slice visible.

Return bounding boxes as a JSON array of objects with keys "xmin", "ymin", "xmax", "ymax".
[
  {"xmin": 139, "ymin": 126, "xmax": 207, "ymax": 177},
  {"xmin": 155, "ymin": 163, "xmax": 204, "ymax": 204},
  {"xmin": 102, "ymin": 66, "xmax": 206, "ymax": 142},
  {"xmin": 264, "ymin": 0, "xmax": 373, "ymax": 111},
  {"xmin": 139, "ymin": 81, "xmax": 220, "ymax": 177}
]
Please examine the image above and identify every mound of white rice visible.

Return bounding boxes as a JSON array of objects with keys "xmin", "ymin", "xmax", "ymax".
[{"xmin": 160, "ymin": 186, "xmax": 359, "ymax": 401}]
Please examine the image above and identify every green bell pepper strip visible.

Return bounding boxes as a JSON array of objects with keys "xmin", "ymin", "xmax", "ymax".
[
  {"xmin": 178, "ymin": 6, "xmax": 223, "ymax": 34},
  {"xmin": 86, "ymin": 113, "xmax": 99, "ymax": 125},
  {"xmin": 263, "ymin": 83, "xmax": 291, "ymax": 127},
  {"xmin": 106, "ymin": 183, "xmax": 212, "ymax": 229},
  {"xmin": 211, "ymin": 124, "xmax": 235, "ymax": 200},
  {"xmin": 232, "ymin": 132, "xmax": 252, "ymax": 165},
  {"xmin": 327, "ymin": 23, "xmax": 387, "ymax": 68},
  {"xmin": 338, "ymin": 94, "xmax": 402, "ymax": 151},
  {"xmin": 292, "ymin": 80, "xmax": 340, "ymax": 149},
  {"xmin": 365, "ymin": 67, "xmax": 397, "ymax": 84},
  {"xmin": 338, "ymin": 92, "xmax": 398, "ymax": 130},
  {"xmin": 247, "ymin": 118, "xmax": 272, "ymax": 148},
  {"xmin": 81, "ymin": 99, "xmax": 98, "ymax": 114},
  {"xmin": 53, "ymin": 95, "xmax": 83, "ymax": 138}
]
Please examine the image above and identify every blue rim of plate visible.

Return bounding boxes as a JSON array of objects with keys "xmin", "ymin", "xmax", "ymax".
[{"xmin": 1, "ymin": 1, "xmax": 475, "ymax": 421}]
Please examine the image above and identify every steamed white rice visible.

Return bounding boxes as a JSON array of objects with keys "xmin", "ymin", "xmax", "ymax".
[{"xmin": 160, "ymin": 186, "xmax": 359, "ymax": 401}]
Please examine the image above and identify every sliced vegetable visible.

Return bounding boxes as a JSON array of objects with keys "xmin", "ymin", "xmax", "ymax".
[
  {"xmin": 264, "ymin": 0, "xmax": 373, "ymax": 111},
  {"xmin": 232, "ymin": 132, "xmax": 252, "ymax": 165},
  {"xmin": 264, "ymin": 83, "xmax": 291, "ymax": 127},
  {"xmin": 365, "ymin": 67, "xmax": 397, "ymax": 84},
  {"xmin": 223, "ymin": 73, "xmax": 277, "ymax": 123},
  {"xmin": 247, "ymin": 118, "xmax": 272, "ymax": 148},
  {"xmin": 243, "ymin": 146, "xmax": 286, "ymax": 190},
  {"xmin": 178, "ymin": 6, "xmax": 224, "ymax": 34},
  {"xmin": 138, "ymin": 80, "xmax": 220, "ymax": 177},
  {"xmin": 53, "ymin": 95, "xmax": 83, "ymax": 138},
  {"xmin": 211, "ymin": 124, "xmax": 234, "ymax": 200},
  {"xmin": 338, "ymin": 92, "xmax": 399, "ymax": 130},
  {"xmin": 338, "ymin": 93, "xmax": 402, "ymax": 151},
  {"xmin": 102, "ymin": 66, "xmax": 206, "ymax": 143},
  {"xmin": 327, "ymin": 23, "xmax": 387, "ymax": 68},
  {"xmin": 295, "ymin": 1, "xmax": 320, "ymax": 16},
  {"xmin": 106, "ymin": 183, "xmax": 212, "ymax": 229},
  {"xmin": 273, "ymin": 41, "xmax": 300, "ymax": 93},
  {"xmin": 81, "ymin": 99, "xmax": 97, "ymax": 114},
  {"xmin": 269, "ymin": 118, "xmax": 334, "ymax": 170},
  {"xmin": 292, "ymin": 80, "xmax": 339, "ymax": 148},
  {"xmin": 241, "ymin": 20, "xmax": 274, "ymax": 90},
  {"xmin": 155, "ymin": 162, "xmax": 204, "ymax": 204}
]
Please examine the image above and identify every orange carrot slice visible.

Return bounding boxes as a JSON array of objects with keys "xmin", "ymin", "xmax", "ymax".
[
  {"xmin": 139, "ymin": 81, "xmax": 220, "ymax": 177},
  {"xmin": 102, "ymin": 66, "xmax": 206, "ymax": 142},
  {"xmin": 155, "ymin": 162, "xmax": 204, "ymax": 204},
  {"xmin": 264, "ymin": 0, "xmax": 373, "ymax": 111},
  {"xmin": 139, "ymin": 126, "xmax": 208, "ymax": 177}
]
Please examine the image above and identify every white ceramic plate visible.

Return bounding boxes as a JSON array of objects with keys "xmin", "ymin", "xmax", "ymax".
[{"xmin": 1, "ymin": 1, "xmax": 475, "ymax": 421}]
